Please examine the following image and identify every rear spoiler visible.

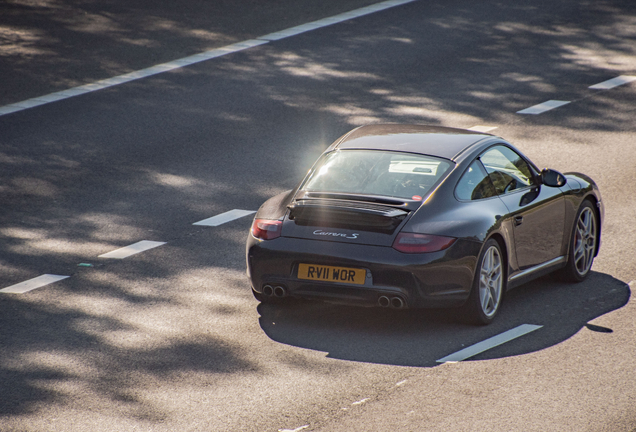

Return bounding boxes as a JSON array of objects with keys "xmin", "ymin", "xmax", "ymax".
[{"xmin": 288, "ymin": 199, "xmax": 408, "ymax": 233}]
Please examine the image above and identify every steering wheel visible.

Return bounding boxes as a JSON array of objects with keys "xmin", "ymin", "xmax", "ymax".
[{"xmin": 503, "ymin": 179, "xmax": 517, "ymax": 193}]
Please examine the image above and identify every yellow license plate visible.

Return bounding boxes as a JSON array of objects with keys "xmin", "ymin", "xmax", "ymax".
[{"xmin": 298, "ymin": 264, "xmax": 366, "ymax": 285}]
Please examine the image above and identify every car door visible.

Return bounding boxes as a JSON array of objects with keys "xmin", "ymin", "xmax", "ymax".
[{"xmin": 479, "ymin": 145, "xmax": 565, "ymax": 269}]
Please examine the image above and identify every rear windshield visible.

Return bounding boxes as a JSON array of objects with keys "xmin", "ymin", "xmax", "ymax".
[{"xmin": 301, "ymin": 150, "xmax": 453, "ymax": 200}]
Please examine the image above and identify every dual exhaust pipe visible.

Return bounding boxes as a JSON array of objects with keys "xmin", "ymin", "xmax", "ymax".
[
  {"xmin": 262, "ymin": 285, "xmax": 404, "ymax": 308},
  {"xmin": 262, "ymin": 284, "xmax": 287, "ymax": 298},
  {"xmin": 378, "ymin": 295, "xmax": 405, "ymax": 309}
]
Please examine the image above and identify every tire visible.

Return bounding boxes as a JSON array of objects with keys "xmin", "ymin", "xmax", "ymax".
[
  {"xmin": 561, "ymin": 200, "xmax": 598, "ymax": 282},
  {"xmin": 463, "ymin": 238, "xmax": 506, "ymax": 325}
]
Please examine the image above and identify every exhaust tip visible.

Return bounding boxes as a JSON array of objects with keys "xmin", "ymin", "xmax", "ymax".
[
  {"xmin": 262, "ymin": 285, "xmax": 274, "ymax": 297},
  {"xmin": 378, "ymin": 296, "xmax": 390, "ymax": 308},
  {"xmin": 390, "ymin": 296, "xmax": 405, "ymax": 309},
  {"xmin": 273, "ymin": 285, "xmax": 287, "ymax": 298}
]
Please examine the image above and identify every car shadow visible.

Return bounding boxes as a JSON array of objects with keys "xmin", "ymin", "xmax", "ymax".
[{"xmin": 257, "ymin": 271, "xmax": 630, "ymax": 367}]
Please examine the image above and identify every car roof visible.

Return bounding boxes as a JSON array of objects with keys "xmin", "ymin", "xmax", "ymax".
[{"xmin": 334, "ymin": 124, "xmax": 493, "ymax": 160}]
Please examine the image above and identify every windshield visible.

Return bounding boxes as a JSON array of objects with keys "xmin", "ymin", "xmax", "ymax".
[{"xmin": 301, "ymin": 150, "xmax": 453, "ymax": 200}]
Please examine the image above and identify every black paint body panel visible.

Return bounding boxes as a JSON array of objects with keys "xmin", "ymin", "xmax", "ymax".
[
  {"xmin": 246, "ymin": 125, "xmax": 604, "ymax": 309},
  {"xmin": 246, "ymin": 235, "xmax": 481, "ymax": 308}
]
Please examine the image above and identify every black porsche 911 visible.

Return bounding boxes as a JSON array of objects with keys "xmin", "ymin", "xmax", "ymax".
[{"xmin": 246, "ymin": 124, "xmax": 603, "ymax": 324}]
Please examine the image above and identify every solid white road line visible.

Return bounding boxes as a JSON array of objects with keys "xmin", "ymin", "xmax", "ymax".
[
  {"xmin": 193, "ymin": 209, "xmax": 256, "ymax": 227},
  {"xmin": 259, "ymin": 0, "xmax": 416, "ymax": 41},
  {"xmin": 0, "ymin": 0, "xmax": 416, "ymax": 117},
  {"xmin": 517, "ymin": 100, "xmax": 570, "ymax": 115},
  {"xmin": 436, "ymin": 324, "xmax": 543, "ymax": 363},
  {"xmin": 468, "ymin": 125, "xmax": 498, "ymax": 133},
  {"xmin": 0, "ymin": 40, "xmax": 268, "ymax": 117},
  {"xmin": 589, "ymin": 75, "xmax": 636, "ymax": 90},
  {"xmin": 0, "ymin": 274, "xmax": 70, "ymax": 294},
  {"xmin": 98, "ymin": 240, "xmax": 166, "ymax": 259}
]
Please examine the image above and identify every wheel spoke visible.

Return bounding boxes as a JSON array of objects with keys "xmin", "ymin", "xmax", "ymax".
[
  {"xmin": 581, "ymin": 212, "xmax": 588, "ymax": 235},
  {"xmin": 491, "ymin": 261, "xmax": 501, "ymax": 279},
  {"xmin": 484, "ymin": 249, "xmax": 493, "ymax": 273},
  {"xmin": 490, "ymin": 286, "xmax": 499, "ymax": 307},
  {"xmin": 584, "ymin": 247, "xmax": 594, "ymax": 271},
  {"xmin": 481, "ymin": 288, "xmax": 492, "ymax": 312},
  {"xmin": 574, "ymin": 242, "xmax": 585, "ymax": 263},
  {"xmin": 576, "ymin": 225, "xmax": 584, "ymax": 242},
  {"xmin": 480, "ymin": 269, "xmax": 489, "ymax": 286},
  {"xmin": 577, "ymin": 218, "xmax": 586, "ymax": 234}
]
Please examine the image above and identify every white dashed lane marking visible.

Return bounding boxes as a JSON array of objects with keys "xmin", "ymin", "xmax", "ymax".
[
  {"xmin": 517, "ymin": 100, "xmax": 570, "ymax": 115},
  {"xmin": 0, "ymin": 0, "xmax": 415, "ymax": 117},
  {"xmin": 468, "ymin": 125, "xmax": 498, "ymax": 133},
  {"xmin": 98, "ymin": 240, "xmax": 166, "ymax": 259},
  {"xmin": 436, "ymin": 324, "xmax": 543, "ymax": 363},
  {"xmin": 589, "ymin": 75, "xmax": 636, "ymax": 90},
  {"xmin": 278, "ymin": 426, "xmax": 309, "ymax": 432},
  {"xmin": 0, "ymin": 274, "xmax": 69, "ymax": 294},
  {"xmin": 193, "ymin": 209, "xmax": 256, "ymax": 227}
]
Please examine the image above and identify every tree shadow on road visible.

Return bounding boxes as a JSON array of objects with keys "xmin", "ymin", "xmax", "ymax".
[
  {"xmin": 0, "ymin": 272, "xmax": 259, "ymax": 419},
  {"xmin": 1, "ymin": 0, "xmax": 635, "ymax": 426},
  {"xmin": 258, "ymin": 271, "xmax": 630, "ymax": 367}
]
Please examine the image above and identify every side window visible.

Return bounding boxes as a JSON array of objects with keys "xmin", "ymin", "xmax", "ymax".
[
  {"xmin": 455, "ymin": 160, "xmax": 497, "ymax": 200},
  {"xmin": 480, "ymin": 146, "xmax": 536, "ymax": 195}
]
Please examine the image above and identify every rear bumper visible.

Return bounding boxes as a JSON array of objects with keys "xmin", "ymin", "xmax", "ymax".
[{"xmin": 246, "ymin": 235, "xmax": 482, "ymax": 308}]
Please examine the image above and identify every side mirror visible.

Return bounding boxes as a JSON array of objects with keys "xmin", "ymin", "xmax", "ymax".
[{"xmin": 541, "ymin": 168, "xmax": 567, "ymax": 187}]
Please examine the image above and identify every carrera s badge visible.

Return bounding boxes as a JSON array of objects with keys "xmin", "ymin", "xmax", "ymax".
[{"xmin": 313, "ymin": 230, "xmax": 359, "ymax": 239}]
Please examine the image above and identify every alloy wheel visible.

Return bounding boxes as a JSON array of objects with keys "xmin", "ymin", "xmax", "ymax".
[
  {"xmin": 573, "ymin": 207, "xmax": 597, "ymax": 276},
  {"xmin": 479, "ymin": 245, "xmax": 502, "ymax": 318}
]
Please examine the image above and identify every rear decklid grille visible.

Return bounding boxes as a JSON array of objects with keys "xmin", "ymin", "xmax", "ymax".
[{"xmin": 287, "ymin": 198, "xmax": 408, "ymax": 234}]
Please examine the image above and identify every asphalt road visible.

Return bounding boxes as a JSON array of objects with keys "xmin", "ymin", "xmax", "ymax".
[{"xmin": 1, "ymin": 0, "xmax": 635, "ymax": 431}]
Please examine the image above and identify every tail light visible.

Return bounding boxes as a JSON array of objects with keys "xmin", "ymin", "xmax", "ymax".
[
  {"xmin": 392, "ymin": 232, "xmax": 456, "ymax": 253},
  {"xmin": 251, "ymin": 219, "xmax": 282, "ymax": 240}
]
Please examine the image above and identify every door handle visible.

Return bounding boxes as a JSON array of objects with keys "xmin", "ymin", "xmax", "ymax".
[{"xmin": 514, "ymin": 216, "xmax": 523, "ymax": 226}]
